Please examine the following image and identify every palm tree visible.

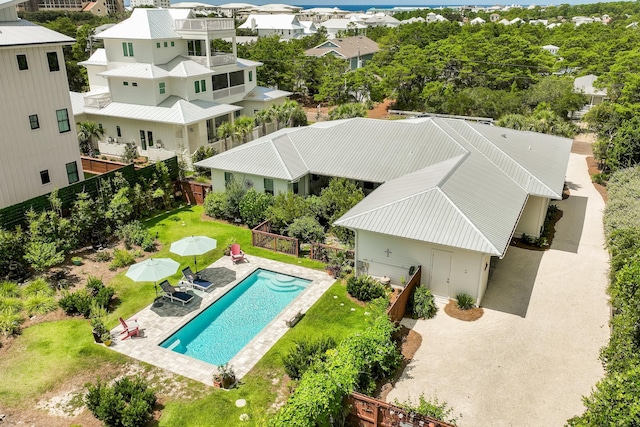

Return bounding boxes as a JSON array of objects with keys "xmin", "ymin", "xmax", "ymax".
[
  {"xmin": 328, "ymin": 103, "xmax": 368, "ymax": 121},
  {"xmin": 254, "ymin": 109, "xmax": 272, "ymax": 136},
  {"xmin": 234, "ymin": 116, "xmax": 255, "ymax": 144},
  {"xmin": 77, "ymin": 121, "xmax": 105, "ymax": 157},
  {"xmin": 216, "ymin": 121, "xmax": 234, "ymax": 152}
]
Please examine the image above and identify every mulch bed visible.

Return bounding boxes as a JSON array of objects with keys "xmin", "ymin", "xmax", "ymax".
[
  {"xmin": 444, "ymin": 300, "xmax": 484, "ymax": 321},
  {"xmin": 510, "ymin": 208, "xmax": 563, "ymax": 251},
  {"xmin": 586, "ymin": 156, "xmax": 608, "ymax": 202}
]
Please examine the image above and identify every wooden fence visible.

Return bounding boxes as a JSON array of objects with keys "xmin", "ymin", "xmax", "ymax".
[
  {"xmin": 0, "ymin": 156, "xmax": 179, "ymax": 229},
  {"xmin": 81, "ymin": 157, "xmax": 129, "ymax": 174},
  {"xmin": 309, "ymin": 242, "xmax": 355, "ymax": 262},
  {"xmin": 387, "ymin": 266, "xmax": 421, "ymax": 323},
  {"xmin": 180, "ymin": 180, "xmax": 211, "ymax": 205},
  {"xmin": 347, "ymin": 392, "xmax": 456, "ymax": 427},
  {"xmin": 251, "ymin": 220, "xmax": 298, "ymax": 257}
]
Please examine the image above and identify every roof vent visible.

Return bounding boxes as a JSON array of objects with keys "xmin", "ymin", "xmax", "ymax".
[{"xmin": 501, "ymin": 133, "xmax": 506, "ymax": 138}]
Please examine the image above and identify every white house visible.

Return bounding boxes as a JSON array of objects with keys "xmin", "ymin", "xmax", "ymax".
[
  {"xmin": 305, "ymin": 36, "xmax": 379, "ymax": 70},
  {"xmin": 195, "ymin": 118, "xmax": 572, "ymax": 305},
  {"xmin": 70, "ymin": 8, "xmax": 290, "ymax": 164},
  {"xmin": 0, "ymin": 0, "xmax": 84, "ymax": 209},
  {"xmin": 320, "ymin": 18, "xmax": 368, "ymax": 38},
  {"xmin": 130, "ymin": 0, "xmax": 169, "ymax": 8},
  {"xmin": 574, "ymin": 74, "xmax": 607, "ymax": 106},
  {"xmin": 542, "ymin": 44, "xmax": 559, "ymax": 55},
  {"xmin": 238, "ymin": 14, "xmax": 310, "ymax": 39},
  {"xmin": 470, "ymin": 17, "xmax": 486, "ymax": 25}
]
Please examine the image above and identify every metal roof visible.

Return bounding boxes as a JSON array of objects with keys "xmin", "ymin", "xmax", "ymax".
[
  {"xmin": 161, "ymin": 56, "xmax": 213, "ymax": 78},
  {"xmin": 79, "ymin": 48, "xmax": 107, "ymax": 66},
  {"xmin": 305, "ymin": 36, "xmax": 380, "ymax": 60},
  {"xmin": 238, "ymin": 14, "xmax": 304, "ymax": 31},
  {"xmin": 574, "ymin": 74, "xmax": 607, "ymax": 97},
  {"xmin": 243, "ymin": 86, "xmax": 292, "ymax": 101},
  {"xmin": 99, "ymin": 63, "xmax": 170, "ymax": 79},
  {"xmin": 0, "ymin": 19, "xmax": 75, "ymax": 47},
  {"xmin": 79, "ymin": 96, "xmax": 241, "ymax": 125},
  {"xmin": 96, "ymin": 8, "xmax": 181, "ymax": 40},
  {"xmin": 196, "ymin": 117, "xmax": 572, "ymax": 255}
]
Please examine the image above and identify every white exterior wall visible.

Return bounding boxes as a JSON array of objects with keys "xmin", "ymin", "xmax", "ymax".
[
  {"xmin": 355, "ymin": 230, "xmax": 487, "ymax": 302},
  {"xmin": 150, "ymin": 40, "xmax": 182, "ymax": 64},
  {"xmin": 210, "ymin": 169, "xmax": 289, "ymax": 194},
  {"xmin": 85, "ymin": 64, "xmax": 108, "ymax": 89},
  {"xmin": 515, "ymin": 195, "xmax": 549, "ymax": 238},
  {"xmin": 240, "ymin": 96, "xmax": 286, "ymax": 117},
  {"xmin": 108, "ymin": 77, "xmax": 167, "ymax": 106},
  {"xmin": 0, "ymin": 44, "xmax": 83, "ymax": 209},
  {"xmin": 103, "ymin": 39, "xmax": 137, "ymax": 64}
]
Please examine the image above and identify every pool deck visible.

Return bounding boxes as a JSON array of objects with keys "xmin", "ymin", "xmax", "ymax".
[{"xmin": 108, "ymin": 254, "xmax": 334, "ymax": 385}]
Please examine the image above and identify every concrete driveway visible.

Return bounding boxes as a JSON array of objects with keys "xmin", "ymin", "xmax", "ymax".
[{"xmin": 386, "ymin": 152, "xmax": 610, "ymax": 426}]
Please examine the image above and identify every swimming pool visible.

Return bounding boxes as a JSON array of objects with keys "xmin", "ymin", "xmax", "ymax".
[{"xmin": 160, "ymin": 268, "xmax": 311, "ymax": 366}]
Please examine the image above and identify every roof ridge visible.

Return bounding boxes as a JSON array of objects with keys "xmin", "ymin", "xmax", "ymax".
[
  {"xmin": 338, "ymin": 187, "xmax": 441, "ymax": 223},
  {"xmin": 269, "ymin": 134, "xmax": 295, "ymax": 181}
]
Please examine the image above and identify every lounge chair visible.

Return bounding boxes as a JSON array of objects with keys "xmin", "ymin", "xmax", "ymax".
[
  {"xmin": 230, "ymin": 243, "xmax": 245, "ymax": 264},
  {"xmin": 181, "ymin": 266, "xmax": 214, "ymax": 292},
  {"xmin": 159, "ymin": 280, "xmax": 194, "ymax": 306},
  {"xmin": 119, "ymin": 317, "xmax": 140, "ymax": 340}
]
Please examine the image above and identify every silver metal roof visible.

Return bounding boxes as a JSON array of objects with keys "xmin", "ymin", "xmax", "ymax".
[
  {"xmin": 161, "ymin": 56, "xmax": 213, "ymax": 78},
  {"xmin": 96, "ymin": 8, "xmax": 181, "ymax": 40},
  {"xmin": 0, "ymin": 19, "xmax": 75, "ymax": 47},
  {"xmin": 79, "ymin": 48, "xmax": 107, "ymax": 67},
  {"xmin": 196, "ymin": 117, "xmax": 572, "ymax": 255},
  {"xmin": 99, "ymin": 63, "xmax": 170, "ymax": 79}
]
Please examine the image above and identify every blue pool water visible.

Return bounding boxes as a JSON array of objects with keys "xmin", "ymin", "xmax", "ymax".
[{"xmin": 160, "ymin": 268, "xmax": 311, "ymax": 366}]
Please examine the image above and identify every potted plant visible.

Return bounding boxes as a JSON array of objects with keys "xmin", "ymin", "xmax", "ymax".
[
  {"xmin": 101, "ymin": 332, "xmax": 112, "ymax": 347},
  {"xmin": 90, "ymin": 317, "xmax": 108, "ymax": 343},
  {"xmin": 71, "ymin": 256, "xmax": 83, "ymax": 266},
  {"xmin": 213, "ymin": 364, "xmax": 236, "ymax": 389}
]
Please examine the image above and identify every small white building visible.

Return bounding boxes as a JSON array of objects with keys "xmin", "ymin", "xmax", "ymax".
[
  {"xmin": 305, "ymin": 36, "xmax": 379, "ymax": 70},
  {"xmin": 71, "ymin": 8, "xmax": 290, "ymax": 164},
  {"xmin": 196, "ymin": 118, "xmax": 572, "ymax": 305},
  {"xmin": 320, "ymin": 18, "xmax": 368, "ymax": 38},
  {"xmin": 238, "ymin": 14, "xmax": 310, "ymax": 39},
  {"xmin": 470, "ymin": 17, "xmax": 486, "ymax": 25},
  {"xmin": 542, "ymin": 44, "xmax": 559, "ymax": 55},
  {"xmin": 574, "ymin": 74, "xmax": 607, "ymax": 106},
  {"xmin": 0, "ymin": 0, "xmax": 84, "ymax": 209}
]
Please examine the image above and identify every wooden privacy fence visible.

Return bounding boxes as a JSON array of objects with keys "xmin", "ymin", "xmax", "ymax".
[
  {"xmin": 387, "ymin": 266, "xmax": 421, "ymax": 323},
  {"xmin": 309, "ymin": 242, "xmax": 355, "ymax": 262},
  {"xmin": 81, "ymin": 157, "xmax": 129, "ymax": 174},
  {"xmin": 251, "ymin": 220, "xmax": 299, "ymax": 257},
  {"xmin": 181, "ymin": 180, "xmax": 211, "ymax": 205},
  {"xmin": 347, "ymin": 392, "xmax": 456, "ymax": 427}
]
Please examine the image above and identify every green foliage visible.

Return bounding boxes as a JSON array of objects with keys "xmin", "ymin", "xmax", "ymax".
[
  {"xmin": 95, "ymin": 250, "xmax": 113, "ymax": 262},
  {"xmin": 346, "ymin": 275, "xmax": 387, "ymax": 302},
  {"xmin": 121, "ymin": 142, "xmax": 139, "ymax": 164},
  {"xmin": 22, "ymin": 278, "xmax": 54, "ymax": 297},
  {"xmin": 607, "ymin": 116, "xmax": 640, "ymax": 171},
  {"xmin": 0, "ymin": 296, "xmax": 23, "ymax": 315},
  {"xmin": 192, "ymin": 145, "xmax": 216, "ymax": 176},
  {"xmin": 326, "ymin": 250, "xmax": 354, "ymax": 278},
  {"xmin": 0, "ymin": 228, "xmax": 26, "ymax": 272},
  {"xmin": 106, "ymin": 187, "xmax": 133, "ymax": 228},
  {"xmin": 86, "ymin": 276, "xmax": 104, "ymax": 295},
  {"xmin": 24, "ymin": 241, "xmax": 65, "ymax": 272},
  {"xmin": 24, "ymin": 294, "xmax": 57, "ymax": 316},
  {"xmin": 85, "ymin": 376, "xmax": 156, "ymax": 427},
  {"xmin": 411, "ymin": 285, "xmax": 438, "ymax": 319},
  {"xmin": 203, "ymin": 191, "xmax": 227, "ymax": 219},
  {"xmin": 603, "ymin": 167, "xmax": 640, "ymax": 236},
  {"xmin": 267, "ymin": 192, "xmax": 315, "ymax": 233},
  {"xmin": 455, "ymin": 292, "xmax": 475, "ymax": 310},
  {"xmin": 0, "ymin": 312, "xmax": 23, "ymax": 335},
  {"xmin": 318, "ymin": 178, "xmax": 364, "ymax": 246},
  {"xmin": 328, "ymin": 103, "xmax": 368, "ymax": 120},
  {"xmin": 0, "ymin": 281, "xmax": 21, "ymax": 298},
  {"xmin": 109, "ymin": 249, "xmax": 136, "ymax": 271},
  {"xmin": 282, "ymin": 336, "xmax": 336, "ymax": 380},
  {"xmin": 223, "ymin": 178, "xmax": 246, "ymax": 220},
  {"xmin": 496, "ymin": 104, "xmax": 577, "ymax": 137},
  {"xmin": 116, "ymin": 221, "xmax": 156, "ymax": 251},
  {"xmin": 239, "ymin": 188, "xmax": 273, "ymax": 229},
  {"xmin": 393, "ymin": 394, "xmax": 459, "ymax": 426},
  {"xmin": 59, "ymin": 289, "xmax": 92, "ymax": 318},
  {"xmin": 286, "ymin": 216, "xmax": 325, "ymax": 244}
]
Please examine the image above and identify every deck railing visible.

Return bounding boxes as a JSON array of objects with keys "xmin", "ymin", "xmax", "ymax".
[
  {"xmin": 309, "ymin": 242, "xmax": 354, "ymax": 263},
  {"xmin": 251, "ymin": 220, "xmax": 298, "ymax": 257}
]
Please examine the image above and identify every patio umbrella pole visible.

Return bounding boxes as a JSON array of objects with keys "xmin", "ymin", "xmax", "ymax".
[
  {"xmin": 153, "ymin": 281, "xmax": 163, "ymax": 307},
  {"xmin": 194, "ymin": 255, "xmax": 197, "ymax": 274}
]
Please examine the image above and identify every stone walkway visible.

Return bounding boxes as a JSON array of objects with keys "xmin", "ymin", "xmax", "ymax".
[
  {"xmin": 108, "ymin": 255, "xmax": 333, "ymax": 385},
  {"xmin": 386, "ymin": 152, "xmax": 610, "ymax": 426}
]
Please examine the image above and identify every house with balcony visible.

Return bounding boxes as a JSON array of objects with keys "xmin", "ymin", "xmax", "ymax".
[
  {"xmin": 237, "ymin": 14, "xmax": 311, "ymax": 40},
  {"xmin": 70, "ymin": 8, "xmax": 290, "ymax": 163},
  {"xmin": 0, "ymin": 0, "xmax": 84, "ymax": 209}
]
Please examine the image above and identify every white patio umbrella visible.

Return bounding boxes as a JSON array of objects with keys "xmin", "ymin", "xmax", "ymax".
[
  {"xmin": 126, "ymin": 257, "xmax": 180, "ymax": 302},
  {"xmin": 169, "ymin": 235, "xmax": 217, "ymax": 273}
]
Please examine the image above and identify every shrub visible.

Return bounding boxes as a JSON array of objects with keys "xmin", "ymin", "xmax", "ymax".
[
  {"xmin": 24, "ymin": 294, "xmax": 57, "ymax": 315},
  {"xmin": 109, "ymin": 249, "xmax": 136, "ymax": 270},
  {"xmin": 116, "ymin": 221, "xmax": 156, "ymax": 251},
  {"xmin": 85, "ymin": 376, "xmax": 156, "ymax": 427},
  {"xmin": 393, "ymin": 394, "xmax": 459, "ymax": 426},
  {"xmin": 22, "ymin": 278, "xmax": 54, "ymax": 297},
  {"xmin": 0, "ymin": 312, "xmax": 23, "ymax": 335},
  {"xmin": 347, "ymin": 275, "xmax": 386, "ymax": 302},
  {"xmin": 239, "ymin": 188, "xmax": 273, "ymax": 228},
  {"xmin": 283, "ymin": 336, "xmax": 336, "ymax": 380},
  {"xmin": 266, "ymin": 192, "xmax": 315, "ymax": 233},
  {"xmin": 24, "ymin": 241, "xmax": 65, "ymax": 272},
  {"xmin": 286, "ymin": 216, "xmax": 326, "ymax": 244},
  {"xmin": 203, "ymin": 191, "xmax": 227, "ymax": 219},
  {"xmin": 59, "ymin": 289, "xmax": 92, "ymax": 317},
  {"xmin": 0, "ymin": 281, "xmax": 21, "ymax": 298},
  {"xmin": 95, "ymin": 250, "xmax": 112, "ymax": 263},
  {"xmin": 0, "ymin": 296, "xmax": 23, "ymax": 314},
  {"xmin": 412, "ymin": 286, "xmax": 438, "ymax": 319},
  {"xmin": 455, "ymin": 292, "xmax": 475, "ymax": 310},
  {"xmin": 86, "ymin": 276, "xmax": 104, "ymax": 296},
  {"xmin": 95, "ymin": 286, "xmax": 115, "ymax": 309},
  {"xmin": 520, "ymin": 233, "xmax": 533, "ymax": 245}
]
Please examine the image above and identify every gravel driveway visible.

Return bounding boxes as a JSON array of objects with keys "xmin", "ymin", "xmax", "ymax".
[{"xmin": 386, "ymin": 152, "xmax": 610, "ymax": 427}]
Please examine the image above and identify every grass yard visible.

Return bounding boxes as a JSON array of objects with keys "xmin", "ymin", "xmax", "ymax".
[
  {"xmin": 159, "ymin": 281, "xmax": 371, "ymax": 426},
  {"xmin": 0, "ymin": 205, "xmax": 341, "ymax": 424}
]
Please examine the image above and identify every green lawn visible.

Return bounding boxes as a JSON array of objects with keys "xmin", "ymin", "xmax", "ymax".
[{"xmin": 0, "ymin": 205, "xmax": 341, "ymax": 421}]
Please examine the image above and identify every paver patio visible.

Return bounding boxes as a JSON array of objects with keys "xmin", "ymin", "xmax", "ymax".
[
  {"xmin": 386, "ymin": 151, "xmax": 610, "ymax": 426},
  {"xmin": 108, "ymin": 255, "xmax": 334, "ymax": 384}
]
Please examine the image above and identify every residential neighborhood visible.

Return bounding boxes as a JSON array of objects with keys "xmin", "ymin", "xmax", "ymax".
[{"xmin": 0, "ymin": 0, "xmax": 639, "ymax": 426}]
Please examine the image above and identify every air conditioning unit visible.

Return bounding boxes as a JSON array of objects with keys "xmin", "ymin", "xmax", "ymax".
[{"xmin": 107, "ymin": 137, "xmax": 115, "ymax": 143}]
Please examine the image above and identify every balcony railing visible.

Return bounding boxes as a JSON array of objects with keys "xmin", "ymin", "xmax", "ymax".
[
  {"xmin": 174, "ymin": 18, "xmax": 234, "ymax": 31},
  {"xmin": 212, "ymin": 84, "xmax": 245, "ymax": 100},
  {"xmin": 211, "ymin": 53, "xmax": 236, "ymax": 66},
  {"xmin": 84, "ymin": 93, "xmax": 111, "ymax": 109}
]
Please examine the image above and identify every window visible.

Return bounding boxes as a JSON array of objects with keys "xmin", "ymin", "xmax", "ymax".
[
  {"xmin": 66, "ymin": 161, "xmax": 79, "ymax": 184},
  {"xmin": 229, "ymin": 70, "xmax": 244, "ymax": 87},
  {"xmin": 46, "ymin": 52, "xmax": 60, "ymax": 72},
  {"xmin": 147, "ymin": 130, "xmax": 153, "ymax": 147},
  {"xmin": 40, "ymin": 170, "xmax": 50, "ymax": 185},
  {"xmin": 56, "ymin": 109, "xmax": 70, "ymax": 133},
  {"xmin": 156, "ymin": 42, "xmax": 161, "ymax": 48},
  {"xmin": 224, "ymin": 172, "xmax": 233, "ymax": 185},
  {"xmin": 132, "ymin": 82, "xmax": 138, "ymax": 87},
  {"xmin": 290, "ymin": 181, "xmax": 299, "ymax": 194},
  {"xmin": 123, "ymin": 81, "xmax": 129, "ymax": 86},
  {"xmin": 116, "ymin": 125, "xmax": 121, "ymax": 137},
  {"xmin": 122, "ymin": 42, "xmax": 133, "ymax": 57},
  {"xmin": 98, "ymin": 123, "xmax": 103, "ymax": 130},
  {"xmin": 171, "ymin": 41, "xmax": 175, "ymax": 47},
  {"xmin": 212, "ymin": 73, "xmax": 228, "ymax": 90},
  {"xmin": 29, "ymin": 114, "xmax": 39, "ymax": 130},
  {"xmin": 249, "ymin": 71, "xmax": 253, "ymax": 82},
  {"xmin": 140, "ymin": 130, "xmax": 146, "ymax": 150},
  {"xmin": 200, "ymin": 79, "xmax": 206, "ymax": 92},
  {"xmin": 215, "ymin": 115, "xmax": 228, "ymax": 127},
  {"xmin": 16, "ymin": 54, "xmax": 28, "ymax": 70},
  {"xmin": 187, "ymin": 40, "xmax": 203, "ymax": 56},
  {"xmin": 159, "ymin": 82, "xmax": 166, "ymax": 94},
  {"xmin": 164, "ymin": 41, "xmax": 168, "ymax": 47},
  {"xmin": 206, "ymin": 119, "xmax": 214, "ymax": 142},
  {"xmin": 194, "ymin": 80, "xmax": 200, "ymax": 93},
  {"xmin": 264, "ymin": 178, "xmax": 274, "ymax": 195}
]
